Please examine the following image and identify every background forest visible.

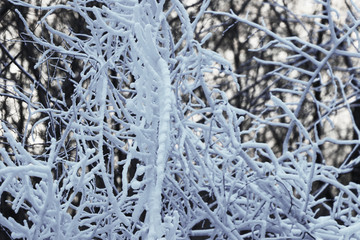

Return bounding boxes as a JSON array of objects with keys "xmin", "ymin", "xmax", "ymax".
[{"xmin": 1, "ymin": 0, "xmax": 360, "ymax": 239}]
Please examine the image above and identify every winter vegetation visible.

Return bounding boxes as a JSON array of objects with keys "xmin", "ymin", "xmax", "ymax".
[{"xmin": 1, "ymin": 0, "xmax": 360, "ymax": 239}]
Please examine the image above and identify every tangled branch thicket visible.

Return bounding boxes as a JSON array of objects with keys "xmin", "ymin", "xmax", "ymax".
[{"xmin": 1, "ymin": 0, "xmax": 360, "ymax": 239}]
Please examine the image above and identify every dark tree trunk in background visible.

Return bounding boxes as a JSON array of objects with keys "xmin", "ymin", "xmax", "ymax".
[{"xmin": 350, "ymin": 99, "xmax": 360, "ymax": 184}]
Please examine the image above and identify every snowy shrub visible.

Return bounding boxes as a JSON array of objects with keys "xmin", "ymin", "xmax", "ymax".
[{"xmin": 1, "ymin": 0, "xmax": 360, "ymax": 239}]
